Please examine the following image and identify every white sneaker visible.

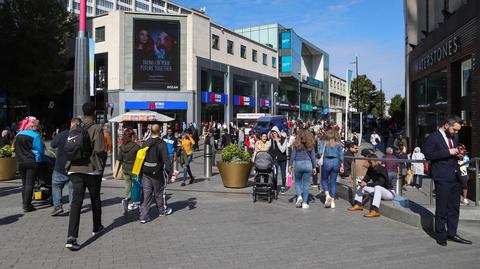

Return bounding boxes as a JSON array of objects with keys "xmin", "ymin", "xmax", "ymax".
[
  {"xmin": 331, "ymin": 199, "xmax": 336, "ymax": 209},
  {"xmin": 295, "ymin": 196, "xmax": 303, "ymax": 208},
  {"xmin": 462, "ymin": 199, "xmax": 469, "ymax": 205},
  {"xmin": 302, "ymin": 203, "xmax": 309, "ymax": 209},
  {"xmin": 325, "ymin": 197, "xmax": 332, "ymax": 208}
]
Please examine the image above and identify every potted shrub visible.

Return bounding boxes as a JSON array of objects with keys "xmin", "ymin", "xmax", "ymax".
[
  {"xmin": 0, "ymin": 145, "xmax": 16, "ymax": 181},
  {"xmin": 217, "ymin": 144, "xmax": 252, "ymax": 188}
]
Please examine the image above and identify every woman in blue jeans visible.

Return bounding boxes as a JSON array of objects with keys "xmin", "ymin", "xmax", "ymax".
[
  {"xmin": 288, "ymin": 129, "xmax": 317, "ymax": 209},
  {"xmin": 318, "ymin": 130, "xmax": 344, "ymax": 209}
]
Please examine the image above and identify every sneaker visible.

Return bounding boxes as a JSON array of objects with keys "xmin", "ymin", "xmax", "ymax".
[
  {"xmin": 462, "ymin": 199, "xmax": 470, "ymax": 205},
  {"xmin": 181, "ymin": 182, "xmax": 186, "ymax": 187},
  {"xmin": 92, "ymin": 225, "xmax": 104, "ymax": 236},
  {"xmin": 160, "ymin": 207, "xmax": 173, "ymax": 216},
  {"xmin": 325, "ymin": 197, "xmax": 332, "ymax": 208},
  {"xmin": 418, "ymin": 187, "xmax": 422, "ymax": 191},
  {"xmin": 51, "ymin": 207, "xmax": 64, "ymax": 216},
  {"xmin": 189, "ymin": 178, "xmax": 195, "ymax": 185},
  {"xmin": 65, "ymin": 237, "xmax": 80, "ymax": 251},
  {"xmin": 302, "ymin": 203, "xmax": 309, "ymax": 209},
  {"xmin": 121, "ymin": 199, "xmax": 128, "ymax": 215},
  {"xmin": 140, "ymin": 220, "xmax": 147, "ymax": 224},
  {"xmin": 331, "ymin": 199, "xmax": 336, "ymax": 209},
  {"xmin": 295, "ymin": 196, "xmax": 303, "ymax": 208},
  {"xmin": 280, "ymin": 187, "xmax": 286, "ymax": 193}
]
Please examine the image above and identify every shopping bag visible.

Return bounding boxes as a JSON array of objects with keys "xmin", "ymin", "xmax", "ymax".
[
  {"xmin": 132, "ymin": 146, "xmax": 149, "ymax": 176},
  {"xmin": 113, "ymin": 160, "xmax": 123, "ymax": 180},
  {"xmin": 404, "ymin": 169, "xmax": 413, "ymax": 185},
  {"xmin": 131, "ymin": 175, "xmax": 143, "ymax": 203},
  {"xmin": 286, "ymin": 173, "xmax": 293, "ymax": 188}
]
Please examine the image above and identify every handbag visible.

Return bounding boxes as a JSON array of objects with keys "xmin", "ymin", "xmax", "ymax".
[
  {"xmin": 404, "ymin": 168, "xmax": 413, "ymax": 185},
  {"xmin": 131, "ymin": 175, "xmax": 143, "ymax": 203},
  {"xmin": 317, "ymin": 142, "xmax": 326, "ymax": 167},
  {"xmin": 286, "ymin": 173, "xmax": 293, "ymax": 188}
]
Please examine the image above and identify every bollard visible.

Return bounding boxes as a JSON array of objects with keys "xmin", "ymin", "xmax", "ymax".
[
  {"xmin": 396, "ymin": 175, "xmax": 403, "ymax": 196},
  {"xmin": 204, "ymin": 143, "xmax": 213, "ymax": 179}
]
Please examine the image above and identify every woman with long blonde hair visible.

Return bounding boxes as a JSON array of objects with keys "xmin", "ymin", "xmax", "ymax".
[
  {"xmin": 318, "ymin": 129, "xmax": 344, "ymax": 209},
  {"xmin": 288, "ymin": 129, "xmax": 317, "ymax": 209}
]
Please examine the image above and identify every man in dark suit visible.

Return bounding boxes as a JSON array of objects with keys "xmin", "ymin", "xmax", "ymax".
[{"xmin": 423, "ymin": 115, "xmax": 472, "ymax": 246}]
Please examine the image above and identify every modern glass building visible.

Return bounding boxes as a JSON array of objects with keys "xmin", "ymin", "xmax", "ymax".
[{"xmin": 236, "ymin": 24, "xmax": 329, "ymax": 120}]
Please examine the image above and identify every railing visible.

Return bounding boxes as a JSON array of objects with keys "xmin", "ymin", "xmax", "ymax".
[{"xmin": 343, "ymin": 156, "xmax": 480, "ymax": 206}]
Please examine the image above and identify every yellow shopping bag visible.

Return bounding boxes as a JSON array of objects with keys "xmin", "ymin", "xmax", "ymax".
[{"xmin": 131, "ymin": 146, "xmax": 149, "ymax": 176}]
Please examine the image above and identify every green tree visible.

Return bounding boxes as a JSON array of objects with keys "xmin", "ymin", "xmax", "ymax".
[
  {"xmin": 389, "ymin": 94, "xmax": 405, "ymax": 125},
  {"xmin": 350, "ymin": 74, "xmax": 385, "ymax": 117},
  {"xmin": 0, "ymin": 0, "xmax": 74, "ymax": 100}
]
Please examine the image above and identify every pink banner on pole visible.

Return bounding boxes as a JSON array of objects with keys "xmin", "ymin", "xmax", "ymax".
[{"xmin": 79, "ymin": 0, "xmax": 86, "ymax": 32}]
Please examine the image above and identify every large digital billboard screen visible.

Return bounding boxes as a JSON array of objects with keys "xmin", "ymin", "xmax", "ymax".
[{"xmin": 133, "ymin": 19, "xmax": 180, "ymax": 90}]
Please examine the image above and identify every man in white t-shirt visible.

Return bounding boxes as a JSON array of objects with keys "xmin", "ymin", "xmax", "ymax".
[{"xmin": 370, "ymin": 130, "xmax": 381, "ymax": 152}]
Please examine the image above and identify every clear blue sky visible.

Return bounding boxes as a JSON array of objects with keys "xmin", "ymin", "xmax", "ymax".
[{"xmin": 176, "ymin": 0, "xmax": 405, "ymax": 99}]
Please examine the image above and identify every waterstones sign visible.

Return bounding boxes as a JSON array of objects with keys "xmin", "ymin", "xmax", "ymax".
[{"xmin": 415, "ymin": 37, "xmax": 459, "ymax": 73}]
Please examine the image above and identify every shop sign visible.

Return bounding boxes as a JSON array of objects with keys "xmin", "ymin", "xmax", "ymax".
[
  {"xmin": 415, "ymin": 37, "xmax": 459, "ymax": 72},
  {"xmin": 201, "ymin": 92, "xmax": 227, "ymax": 104},
  {"xmin": 125, "ymin": 101, "xmax": 188, "ymax": 110},
  {"xmin": 300, "ymin": 104, "xmax": 313, "ymax": 112},
  {"xmin": 234, "ymin": 95, "xmax": 255, "ymax": 107},
  {"xmin": 261, "ymin": 99, "xmax": 271, "ymax": 107}
]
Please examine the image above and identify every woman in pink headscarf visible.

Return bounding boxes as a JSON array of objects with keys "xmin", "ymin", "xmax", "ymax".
[{"xmin": 15, "ymin": 116, "xmax": 45, "ymax": 212}]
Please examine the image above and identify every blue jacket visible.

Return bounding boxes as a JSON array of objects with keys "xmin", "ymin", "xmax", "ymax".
[
  {"xmin": 317, "ymin": 140, "xmax": 344, "ymax": 162},
  {"xmin": 15, "ymin": 130, "xmax": 44, "ymax": 164},
  {"xmin": 423, "ymin": 130, "xmax": 459, "ymax": 182}
]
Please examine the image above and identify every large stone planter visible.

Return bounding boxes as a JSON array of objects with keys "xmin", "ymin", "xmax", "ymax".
[
  {"xmin": 217, "ymin": 161, "xmax": 252, "ymax": 188},
  {"xmin": 0, "ymin": 157, "xmax": 16, "ymax": 181}
]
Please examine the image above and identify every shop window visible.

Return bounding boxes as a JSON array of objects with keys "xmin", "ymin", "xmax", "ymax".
[
  {"xmin": 272, "ymin": 57, "xmax": 276, "ymax": 68},
  {"xmin": 461, "ymin": 58, "xmax": 472, "ymax": 97},
  {"xmin": 262, "ymin": 53, "xmax": 267, "ymax": 65},
  {"xmin": 240, "ymin": 45, "xmax": 246, "ymax": 59},
  {"xmin": 212, "ymin": 34, "xmax": 220, "ymax": 50},
  {"xmin": 252, "ymin": 50, "xmax": 258, "ymax": 62},
  {"xmin": 95, "ymin": 26, "xmax": 105, "ymax": 43},
  {"xmin": 227, "ymin": 40, "xmax": 234, "ymax": 55}
]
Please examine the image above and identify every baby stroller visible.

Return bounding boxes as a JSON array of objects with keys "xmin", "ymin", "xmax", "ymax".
[
  {"xmin": 32, "ymin": 155, "xmax": 54, "ymax": 206},
  {"xmin": 252, "ymin": 151, "xmax": 277, "ymax": 203}
]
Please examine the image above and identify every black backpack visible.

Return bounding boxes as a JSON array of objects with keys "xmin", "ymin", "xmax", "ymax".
[
  {"xmin": 141, "ymin": 139, "xmax": 164, "ymax": 176},
  {"xmin": 64, "ymin": 123, "xmax": 93, "ymax": 161}
]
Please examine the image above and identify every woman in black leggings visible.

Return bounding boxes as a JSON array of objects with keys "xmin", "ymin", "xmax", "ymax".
[{"xmin": 14, "ymin": 117, "xmax": 45, "ymax": 212}]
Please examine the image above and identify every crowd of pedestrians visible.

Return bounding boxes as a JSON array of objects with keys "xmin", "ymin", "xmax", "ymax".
[{"xmin": 2, "ymin": 109, "xmax": 474, "ymax": 250}]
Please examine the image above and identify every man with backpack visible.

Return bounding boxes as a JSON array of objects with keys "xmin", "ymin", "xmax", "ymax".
[
  {"xmin": 139, "ymin": 124, "xmax": 173, "ymax": 224},
  {"xmin": 64, "ymin": 103, "xmax": 107, "ymax": 251}
]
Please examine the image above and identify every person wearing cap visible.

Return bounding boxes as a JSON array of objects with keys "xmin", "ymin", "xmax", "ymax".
[{"xmin": 457, "ymin": 144, "xmax": 470, "ymax": 205}]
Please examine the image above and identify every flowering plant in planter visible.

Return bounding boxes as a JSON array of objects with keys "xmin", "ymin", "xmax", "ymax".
[
  {"xmin": 0, "ymin": 145, "xmax": 15, "ymax": 158},
  {"xmin": 221, "ymin": 144, "xmax": 250, "ymax": 163}
]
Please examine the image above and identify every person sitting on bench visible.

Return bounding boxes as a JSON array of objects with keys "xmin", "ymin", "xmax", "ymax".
[{"xmin": 348, "ymin": 153, "xmax": 395, "ymax": 217}]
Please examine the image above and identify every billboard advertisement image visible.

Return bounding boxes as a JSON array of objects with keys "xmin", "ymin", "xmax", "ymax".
[{"xmin": 133, "ymin": 19, "xmax": 180, "ymax": 90}]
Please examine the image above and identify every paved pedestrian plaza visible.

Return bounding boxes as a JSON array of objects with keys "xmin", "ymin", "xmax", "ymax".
[{"xmin": 1, "ymin": 155, "xmax": 479, "ymax": 269}]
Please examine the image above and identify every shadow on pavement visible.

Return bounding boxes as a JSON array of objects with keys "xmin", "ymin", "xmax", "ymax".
[
  {"xmin": 169, "ymin": 197, "xmax": 197, "ymax": 212},
  {"xmin": 0, "ymin": 214, "xmax": 24, "ymax": 225},
  {"xmin": 80, "ymin": 197, "xmax": 123, "ymax": 214},
  {"xmin": 0, "ymin": 186, "xmax": 23, "ymax": 197},
  {"xmin": 408, "ymin": 200, "xmax": 435, "ymax": 239},
  {"xmin": 80, "ymin": 211, "xmax": 139, "ymax": 250}
]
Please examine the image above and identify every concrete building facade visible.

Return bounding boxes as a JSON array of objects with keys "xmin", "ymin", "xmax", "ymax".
[
  {"xmin": 88, "ymin": 10, "xmax": 277, "ymax": 125},
  {"xmin": 329, "ymin": 74, "xmax": 347, "ymax": 128}
]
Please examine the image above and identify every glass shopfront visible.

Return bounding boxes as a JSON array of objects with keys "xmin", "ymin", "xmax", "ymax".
[
  {"xmin": 233, "ymin": 76, "xmax": 255, "ymax": 115},
  {"xmin": 200, "ymin": 69, "xmax": 226, "ymax": 123},
  {"xmin": 412, "ymin": 69, "xmax": 448, "ymax": 147},
  {"xmin": 258, "ymin": 81, "xmax": 271, "ymax": 114}
]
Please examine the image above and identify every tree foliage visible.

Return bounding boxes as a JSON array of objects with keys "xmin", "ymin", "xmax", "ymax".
[
  {"xmin": 350, "ymin": 75, "xmax": 385, "ymax": 118},
  {"xmin": 0, "ymin": 0, "xmax": 75, "ymax": 98},
  {"xmin": 388, "ymin": 94, "xmax": 405, "ymax": 125}
]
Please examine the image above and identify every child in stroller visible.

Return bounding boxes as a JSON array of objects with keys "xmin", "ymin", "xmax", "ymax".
[{"xmin": 252, "ymin": 151, "xmax": 277, "ymax": 203}]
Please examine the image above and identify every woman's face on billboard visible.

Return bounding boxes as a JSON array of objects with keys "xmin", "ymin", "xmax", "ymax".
[{"xmin": 138, "ymin": 30, "xmax": 148, "ymax": 44}]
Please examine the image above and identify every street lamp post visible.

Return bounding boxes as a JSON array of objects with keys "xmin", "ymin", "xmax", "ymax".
[
  {"xmin": 297, "ymin": 72, "xmax": 301, "ymax": 120},
  {"xmin": 273, "ymin": 91, "xmax": 278, "ymax": 115},
  {"xmin": 73, "ymin": 0, "xmax": 90, "ymax": 117}
]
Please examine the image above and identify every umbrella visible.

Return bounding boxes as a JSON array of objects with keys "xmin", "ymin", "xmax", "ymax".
[{"xmin": 109, "ymin": 110, "xmax": 175, "ymax": 123}]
